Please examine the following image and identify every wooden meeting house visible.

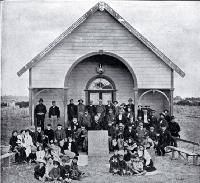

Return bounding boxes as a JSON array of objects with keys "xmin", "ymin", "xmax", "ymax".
[{"xmin": 17, "ymin": 2, "xmax": 185, "ymax": 127}]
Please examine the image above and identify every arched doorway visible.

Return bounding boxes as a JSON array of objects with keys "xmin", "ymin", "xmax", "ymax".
[
  {"xmin": 85, "ymin": 75, "xmax": 116, "ymax": 105},
  {"xmin": 64, "ymin": 51, "xmax": 138, "ymax": 122}
]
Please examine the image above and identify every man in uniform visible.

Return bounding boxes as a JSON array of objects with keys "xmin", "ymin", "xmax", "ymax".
[
  {"xmin": 34, "ymin": 98, "xmax": 47, "ymax": 131},
  {"xmin": 49, "ymin": 101, "xmax": 60, "ymax": 129}
]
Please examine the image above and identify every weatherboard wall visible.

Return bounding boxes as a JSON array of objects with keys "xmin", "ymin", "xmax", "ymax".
[{"xmin": 31, "ymin": 11, "xmax": 171, "ymax": 89}]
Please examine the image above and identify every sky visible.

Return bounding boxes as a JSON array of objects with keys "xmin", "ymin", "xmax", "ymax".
[{"xmin": 1, "ymin": 0, "xmax": 200, "ymax": 97}]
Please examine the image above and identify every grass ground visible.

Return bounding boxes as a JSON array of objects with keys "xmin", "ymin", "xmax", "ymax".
[{"xmin": 1, "ymin": 105, "xmax": 200, "ymax": 183}]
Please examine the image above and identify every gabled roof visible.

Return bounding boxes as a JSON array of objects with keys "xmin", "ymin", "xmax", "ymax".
[{"xmin": 17, "ymin": 1, "xmax": 185, "ymax": 77}]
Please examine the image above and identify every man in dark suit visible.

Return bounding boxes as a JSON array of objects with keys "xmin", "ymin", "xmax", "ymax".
[
  {"xmin": 49, "ymin": 101, "xmax": 60, "ymax": 129},
  {"xmin": 115, "ymin": 108, "xmax": 127, "ymax": 125},
  {"xmin": 34, "ymin": 98, "xmax": 47, "ymax": 131},
  {"xmin": 86, "ymin": 100, "xmax": 96, "ymax": 119},
  {"xmin": 67, "ymin": 99, "xmax": 77, "ymax": 127},
  {"xmin": 126, "ymin": 98, "xmax": 134, "ymax": 113}
]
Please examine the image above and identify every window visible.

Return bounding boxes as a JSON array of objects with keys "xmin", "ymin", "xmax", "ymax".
[{"xmin": 88, "ymin": 78, "xmax": 113, "ymax": 90}]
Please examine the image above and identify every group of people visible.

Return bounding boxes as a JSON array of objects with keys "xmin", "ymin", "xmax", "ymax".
[{"xmin": 9, "ymin": 97, "xmax": 181, "ymax": 179}]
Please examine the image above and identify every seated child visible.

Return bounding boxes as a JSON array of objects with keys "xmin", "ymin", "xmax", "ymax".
[
  {"xmin": 14, "ymin": 139, "xmax": 27, "ymax": 164},
  {"xmin": 71, "ymin": 156, "xmax": 83, "ymax": 180},
  {"xmin": 36, "ymin": 145, "xmax": 45, "ymax": 161},
  {"xmin": 60, "ymin": 156, "xmax": 72, "ymax": 182},
  {"xmin": 34, "ymin": 159, "xmax": 46, "ymax": 181},
  {"xmin": 9, "ymin": 130, "xmax": 18, "ymax": 152},
  {"xmin": 48, "ymin": 160, "xmax": 61, "ymax": 181},
  {"xmin": 54, "ymin": 124, "xmax": 66, "ymax": 144},
  {"xmin": 109, "ymin": 147, "xmax": 119, "ymax": 174},
  {"xmin": 44, "ymin": 156, "xmax": 54, "ymax": 180},
  {"xmin": 118, "ymin": 151, "xmax": 127, "ymax": 176},
  {"xmin": 129, "ymin": 154, "xmax": 146, "ymax": 175}
]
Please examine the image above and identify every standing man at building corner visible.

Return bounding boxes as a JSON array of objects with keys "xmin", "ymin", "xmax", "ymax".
[
  {"xmin": 34, "ymin": 98, "xmax": 47, "ymax": 131},
  {"xmin": 49, "ymin": 101, "xmax": 60, "ymax": 129}
]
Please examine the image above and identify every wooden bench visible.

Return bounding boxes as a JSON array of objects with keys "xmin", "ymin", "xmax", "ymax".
[
  {"xmin": 167, "ymin": 137, "xmax": 200, "ymax": 165},
  {"xmin": 0, "ymin": 152, "xmax": 15, "ymax": 168}
]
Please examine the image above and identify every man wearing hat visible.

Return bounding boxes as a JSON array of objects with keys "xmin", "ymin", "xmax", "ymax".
[
  {"xmin": 34, "ymin": 98, "xmax": 47, "ymax": 131},
  {"xmin": 168, "ymin": 116, "xmax": 180, "ymax": 147},
  {"xmin": 77, "ymin": 99, "xmax": 85, "ymax": 123},
  {"xmin": 49, "ymin": 101, "xmax": 60, "ymax": 129},
  {"xmin": 67, "ymin": 99, "xmax": 77, "ymax": 127},
  {"xmin": 126, "ymin": 98, "xmax": 134, "ymax": 113}
]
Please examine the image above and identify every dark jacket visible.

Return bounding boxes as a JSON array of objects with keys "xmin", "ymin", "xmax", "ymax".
[
  {"xmin": 54, "ymin": 129, "xmax": 66, "ymax": 141},
  {"xmin": 60, "ymin": 165, "xmax": 71, "ymax": 179},
  {"xmin": 35, "ymin": 131, "xmax": 44, "ymax": 144},
  {"xmin": 125, "ymin": 103, "xmax": 134, "ymax": 113},
  {"xmin": 61, "ymin": 141, "xmax": 79, "ymax": 156},
  {"xmin": 115, "ymin": 114, "xmax": 127, "ymax": 125},
  {"xmin": 67, "ymin": 103, "xmax": 77, "ymax": 120},
  {"xmin": 168, "ymin": 122, "xmax": 180, "ymax": 137},
  {"xmin": 34, "ymin": 104, "xmax": 47, "ymax": 117},
  {"xmin": 86, "ymin": 105, "xmax": 96, "ymax": 117},
  {"xmin": 158, "ymin": 129, "xmax": 172, "ymax": 146},
  {"xmin": 109, "ymin": 155, "xmax": 119, "ymax": 173},
  {"xmin": 44, "ymin": 129, "xmax": 55, "ymax": 142},
  {"xmin": 9, "ymin": 136, "xmax": 18, "ymax": 151},
  {"xmin": 123, "ymin": 128, "xmax": 136, "ymax": 141},
  {"xmin": 34, "ymin": 165, "xmax": 46, "ymax": 179},
  {"xmin": 49, "ymin": 106, "xmax": 60, "ymax": 118},
  {"xmin": 80, "ymin": 114, "xmax": 92, "ymax": 128}
]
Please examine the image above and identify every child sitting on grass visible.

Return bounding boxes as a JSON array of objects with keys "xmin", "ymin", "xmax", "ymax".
[
  {"xmin": 118, "ymin": 151, "xmax": 127, "ymax": 176},
  {"xmin": 70, "ymin": 156, "xmax": 83, "ymax": 180},
  {"xmin": 109, "ymin": 147, "xmax": 119, "ymax": 175},
  {"xmin": 34, "ymin": 159, "xmax": 46, "ymax": 181},
  {"xmin": 48, "ymin": 160, "xmax": 61, "ymax": 181},
  {"xmin": 60, "ymin": 156, "xmax": 72, "ymax": 183}
]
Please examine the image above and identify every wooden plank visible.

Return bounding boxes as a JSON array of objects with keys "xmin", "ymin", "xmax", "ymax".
[{"xmin": 172, "ymin": 137, "xmax": 200, "ymax": 146}]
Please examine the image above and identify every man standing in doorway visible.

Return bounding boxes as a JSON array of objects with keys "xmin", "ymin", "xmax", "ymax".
[
  {"xmin": 77, "ymin": 99, "xmax": 85, "ymax": 123},
  {"xmin": 34, "ymin": 98, "xmax": 47, "ymax": 131},
  {"xmin": 49, "ymin": 101, "xmax": 60, "ymax": 129}
]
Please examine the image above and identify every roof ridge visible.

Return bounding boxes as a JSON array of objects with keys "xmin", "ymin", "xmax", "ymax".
[{"xmin": 17, "ymin": 1, "xmax": 185, "ymax": 77}]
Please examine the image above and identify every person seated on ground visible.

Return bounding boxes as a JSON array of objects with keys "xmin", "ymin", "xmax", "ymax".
[
  {"xmin": 44, "ymin": 156, "xmax": 54, "ymax": 180},
  {"xmin": 44, "ymin": 146, "xmax": 52, "ymax": 161},
  {"xmin": 128, "ymin": 154, "xmax": 146, "ymax": 175},
  {"xmin": 80, "ymin": 110, "xmax": 92, "ymax": 130},
  {"xmin": 137, "ymin": 144, "xmax": 156, "ymax": 172},
  {"xmin": 124, "ymin": 148, "xmax": 131, "ymax": 163},
  {"xmin": 124, "ymin": 125, "xmax": 136, "ymax": 141},
  {"xmin": 24, "ymin": 129, "xmax": 34, "ymax": 162},
  {"xmin": 158, "ymin": 112, "xmax": 168, "ymax": 131},
  {"xmin": 118, "ymin": 151, "xmax": 127, "ymax": 176},
  {"xmin": 78, "ymin": 125, "xmax": 88, "ymax": 152},
  {"xmin": 44, "ymin": 124, "xmax": 54, "ymax": 145},
  {"xmin": 146, "ymin": 126, "xmax": 158, "ymax": 149},
  {"xmin": 127, "ymin": 139, "xmax": 137, "ymax": 155},
  {"xmin": 29, "ymin": 125, "xmax": 37, "ymax": 146},
  {"xmin": 34, "ymin": 159, "xmax": 46, "ymax": 181},
  {"xmin": 14, "ymin": 139, "xmax": 27, "ymax": 164},
  {"xmin": 48, "ymin": 160, "xmax": 61, "ymax": 181},
  {"xmin": 36, "ymin": 145, "xmax": 45, "ymax": 161},
  {"xmin": 105, "ymin": 100, "xmax": 114, "ymax": 115},
  {"xmin": 109, "ymin": 146, "xmax": 119, "ymax": 175},
  {"xmin": 49, "ymin": 141, "xmax": 62, "ymax": 162},
  {"xmin": 71, "ymin": 156, "xmax": 83, "ymax": 180},
  {"xmin": 60, "ymin": 156, "xmax": 72, "ymax": 183},
  {"xmin": 9, "ymin": 130, "xmax": 18, "ymax": 152},
  {"xmin": 136, "ymin": 122, "xmax": 147, "ymax": 144},
  {"xmin": 117, "ymin": 134, "xmax": 125, "ymax": 151},
  {"xmin": 156, "ymin": 125, "xmax": 172, "ymax": 156},
  {"xmin": 92, "ymin": 112, "xmax": 104, "ymax": 130},
  {"xmin": 35, "ymin": 126, "xmax": 45, "ymax": 147},
  {"xmin": 54, "ymin": 124, "xmax": 66, "ymax": 145},
  {"xmin": 116, "ymin": 108, "xmax": 127, "ymax": 126},
  {"xmin": 17, "ymin": 129, "xmax": 26, "ymax": 146},
  {"xmin": 29, "ymin": 145, "xmax": 37, "ymax": 163},
  {"xmin": 60, "ymin": 137, "xmax": 78, "ymax": 158},
  {"xmin": 168, "ymin": 116, "xmax": 180, "ymax": 147}
]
